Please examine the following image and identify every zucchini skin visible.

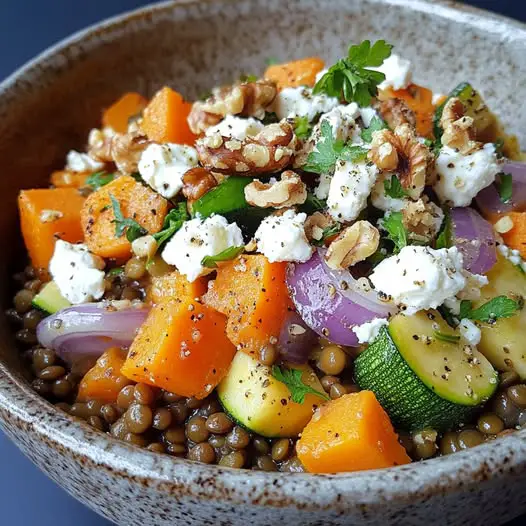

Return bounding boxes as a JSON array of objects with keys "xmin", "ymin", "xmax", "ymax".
[{"xmin": 354, "ymin": 327, "xmax": 475, "ymax": 432}]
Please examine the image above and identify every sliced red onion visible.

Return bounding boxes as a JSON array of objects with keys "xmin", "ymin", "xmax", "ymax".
[
  {"xmin": 450, "ymin": 207, "xmax": 496, "ymax": 274},
  {"xmin": 36, "ymin": 302, "xmax": 149, "ymax": 367},
  {"xmin": 278, "ymin": 311, "xmax": 318, "ymax": 364},
  {"xmin": 476, "ymin": 161, "xmax": 526, "ymax": 217},
  {"xmin": 286, "ymin": 250, "xmax": 396, "ymax": 347}
]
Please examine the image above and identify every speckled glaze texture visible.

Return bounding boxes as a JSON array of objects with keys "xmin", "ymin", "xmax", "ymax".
[{"xmin": 0, "ymin": 1, "xmax": 525, "ymax": 525}]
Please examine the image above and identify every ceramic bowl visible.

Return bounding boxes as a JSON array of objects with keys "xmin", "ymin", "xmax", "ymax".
[{"xmin": 0, "ymin": 1, "xmax": 525, "ymax": 525}]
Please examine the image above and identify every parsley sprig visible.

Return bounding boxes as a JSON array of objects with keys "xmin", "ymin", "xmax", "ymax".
[
  {"xmin": 303, "ymin": 121, "xmax": 368, "ymax": 174},
  {"xmin": 361, "ymin": 116, "xmax": 388, "ymax": 143},
  {"xmin": 110, "ymin": 195, "xmax": 147, "ymax": 242},
  {"xmin": 497, "ymin": 173, "xmax": 513, "ymax": 204},
  {"xmin": 435, "ymin": 209, "xmax": 452, "ymax": 249},
  {"xmin": 383, "ymin": 175, "xmax": 407, "ymax": 199},
  {"xmin": 313, "ymin": 40, "xmax": 393, "ymax": 107},
  {"xmin": 272, "ymin": 366, "xmax": 329, "ymax": 404},
  {"xmin": 293, "ymin": 116, "xmax": 312, "ymax": 140},
  {"xmin": 381, "ymin": 212, "xmax": 408, "ymax": 253},
  {"xmin": 459, "ymin": 296, "xmax": 521, "ymax": 323},
  {"xmin": 201, "ymin": 246, "xmax": 245, "ymax": 269},
  {"xmin": 312, "ymin": 223, "xmax": 342, "ymax": 247},
  {"xmin": 86, "ymin": 171, "xmax": 115, "ymax": 190},
  {"xmin": 152, "ymin": 202, "xmax": 189, "ymax": 249}
]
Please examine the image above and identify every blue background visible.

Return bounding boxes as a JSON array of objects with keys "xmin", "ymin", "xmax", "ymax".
[{"xmin": 0, "ymin": 1, "xmax": 524, "ymax": 525}]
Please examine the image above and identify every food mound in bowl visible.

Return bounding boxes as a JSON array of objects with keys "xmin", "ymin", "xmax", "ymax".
[{"xmin": 9, "ymin": 40, "xmax": 526, "ymax": 473}]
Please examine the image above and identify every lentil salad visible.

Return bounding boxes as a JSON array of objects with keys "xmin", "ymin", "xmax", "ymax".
[{"xmin": 9, "ymin": 40, "xmax": 526, "ymax": 473}]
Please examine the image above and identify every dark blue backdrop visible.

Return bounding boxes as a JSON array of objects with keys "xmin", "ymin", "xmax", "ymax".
[{"xmin": 0, "ymin": 1, "xmax": 524, "ymax": 525}]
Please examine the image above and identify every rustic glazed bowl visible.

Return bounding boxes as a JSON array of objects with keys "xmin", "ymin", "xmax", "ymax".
[{"xmin": 0, "ymin": 1, "xmax": 525, "ymax": 524}]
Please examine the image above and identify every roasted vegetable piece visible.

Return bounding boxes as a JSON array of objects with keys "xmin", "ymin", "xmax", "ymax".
[
  {"xmin": 296, "ymin": 391, "xmax": 411, "ymax": 473},
  {"xmin": 141, "ymin": 86, "xmax": 197, "ymax": 145},
  {"xmin": 121, "ymin": 298, "xmax": 236, "ymax": 399},
  {"xmin": 147, "ymin": 270, "xmax": 208, "ymax": 304},
  {"xmin": 499, "ymin": 212, "xmax": 526, "ymax": 260},
  {"xmin": 102, "ymin": 92, "xmax": 148, "ymax": 134},
  {"xmin": 264, "ymin": 57, "xmax": 325, "ymax": 90},
  {"xmin": 77, "ymin": 347, "xmax": 132, "ymax": 403},
  {"xmin": 81, "ymin": 175, "xmax": 168, "ymax": 260},
  {"xmin": 204, "ymin": 255, "xmax": 293, "ymax": 357},
  {"xmin": 18, "ymin": 188, "xmax": 86, "ymax": 275}
]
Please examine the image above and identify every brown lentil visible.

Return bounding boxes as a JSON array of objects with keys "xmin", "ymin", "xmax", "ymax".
[
  {"xmin": 226, "ymin": 426, "xmax": 250, "ymax": 450},
  {"xmin": 133, "ymin": 383, "xmax": 156, "ymax": 405},
  {"xmin": 198, "ymin": 399, "xmax": 222, "ymax": 417},
  {"xmin": 166, "ymin": 443, "xmax": 187, "ymax": 456},
  {"xmin": 16, "ymin": 328, "xmax": 38, "ymax": 345},
  {"xmin": 320, "ymin": 375, "xmax": 340, "ymax": 392},
  {"xmin": 52, "ymin": 378, "xmax": 72, "ymax": 398},
  {"xmin": 110, "ymin": 417, "xmax": 127, "ymax": 439},
  {"xmin": 125, "ymin": 403, "xmax": 153, "ymax": 434},
  {"xmin": 208, "ymin": 435, "xmax": 227, "ymax": 449},
  {"xmin": 457, "ymin": 429, "xmax": 484, "ymax": 449},
  {"xmin": 117, "ymin": 385, "xmax": 136, "ymax": 410},
  {"xmin": 205, "ymin": 412, "xmax": 233, "ymax": 434},
  {"xmin": 101, "ymin": 404, "xmax": 120, "ymax": 424},
  {"xmin": 69, "ymin": 402, "xmax": 91, "ymax": 419},
  {"xmin": 499, "ymin": 371, "xmax": 520, "ymax": 389},
  {"xmin": 86, "ymin": 399, "xmax": 104, "ymax": 417},
  {"xmin": 186, "ymin": 397, "xmax": 204, "ymax": 410},
  {"xmin": 271, "ymin": 438, "xmax": 290, "ymax": 462},
  {"xmin": 147, "ymin": 442, "xmax": 166, "ymax": 454},
  {"xmin": 87, "ymin": 415, "xmax": 105, "ymax": 431},
  {"xmin": 219, "ymin": 451, "xmax": 246, "ymax": 468},
  {"xmin": 280, "ymin": 457, "xmax": 305, "ymax": 473},
  {"xmin": 188, "ymin": 443, "xmax": 216, "ymax": 464},
  {"xmin": 477, "ymin": 413, "xmax": 504, "ymax": 435},
  {"xmin": 163, "ymin": 391, "xmax": 183, "ymax": 403},
  {"xmin": 491, "ymin": 391, "xmax": 520, "ymax": 427},
  {"xmin": 124, "ymin": 257, "xmax": 147, "ymax": 280},
  {"xmin": 123, "ymin": 432, "xmax": 148, "ymax": 447},
  {"xmin": 412, "ymin": 429, "xmax": 438, "ymax": 460},
  {"xmin": 329, "ymin": 383, "xmax": 347, "ymax": 399},
  {"xmin": 252, "ymin": 437, "xmax": 270, "ymax": 455},
  {"xmin": 38, "ymin": 365, "xmax": 66, "ymax": 381},
  {"xmin": 31, "ymin": 379, "xmax": 50, "ymax": 396},
  {"xmin": 169, "ymin": 401, "xmax": 189, "ymax": 424},
  {"xmin": 318, "ymin": 345, "xmax": 347, "ymax": 375},
  {"xmin": 440, "ymin": 432, "xmax": 461, "ymax": 455},
  {"xmin": 186, "ymin": 415, "xmax": 210, "ymax": 443},
  {"xmin": 258, "ymin": 344, "xmax": 278, "ymax": 366},
  {"xmin": 24, "ymin": 279, "xmax": 42, "ymax": 292},
  {"xmin": 164, "ymin": 427, "xmax": 186, "ymax": 444},
  {"xmin": 255, "ymin": 455, "xmax": 277, "ymax": 471},
  {"xmin": 32, "ymin": 348, "xmax": 56, "ymax": 370},
  {"xmin": 23, "ymin": 310, "xmax": 43, "ymax": 331},
  {"xmin": 13, "ymin": 289, "xmax": 34, "ymax": 313},
  {"xmin": 121, "ymin": 286, "xmax": 141, "ymax": 301},
  {"xmin": 506, "ymin": 384, "xmax": 526, "ymax": 408},
  {"xmin": 152, "ymin": 408, "xmax": 173, "ymax": 431}
]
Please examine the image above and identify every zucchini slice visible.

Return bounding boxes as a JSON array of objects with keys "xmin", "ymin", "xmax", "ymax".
[
  {"xmin": 354, "ymin": 311, "xmax": 497, "ymax": 431},
  {"xmin": 217, "ymin": 352, "xmax": 324, "ymax": 438},
  {"xmin": 32, "ymin": 281, "xmax": 71, "ymax": 314}
]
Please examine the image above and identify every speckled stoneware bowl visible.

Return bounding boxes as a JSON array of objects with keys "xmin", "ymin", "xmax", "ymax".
[{"xmin": 0, "ymin": 1, "xmax": 525, "ymax": 524}]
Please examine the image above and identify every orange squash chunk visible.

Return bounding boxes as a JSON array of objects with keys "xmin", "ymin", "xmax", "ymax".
[
  {"xmin": 121, "ymin": 298, "xmax": 236, "ymax": 399},
  {"xmin": 18, "ymin": 188, "xmax": 86, "ymax": 275},
  {"xmin": 102, "ymin": 92, "xmax": 148, "ymax": 134},
  {"xmin": 51, "ymin": 170, "xmax": 90, "ymax": 188},
  {"xmin": 297, "ymin": 391, "xmax": 411, "ymax": 473},
  {"xmin": 499, "ymin": 212, "xmax": 526, "ymax": 259},
  {"xmin": 204, "ymin": 255, "xmax": 293, "ymax": 356},
  {"xmin": 147, "ymin": 270, "xmax": 207, "ymax": 304},
  {"xmin": 264, "ymin": 57, "xmax": 325, "ymax": 90},
  {"xmin": 141, "ymin": 86, "xmax": 197, "ymax": 145},
  {"xmin": 80, "ymin": 175, "xmax": 167, "ymax": 260},
  {"xmin": 77, "ymin": 347, "xmax": 132, "ymax": 403}
]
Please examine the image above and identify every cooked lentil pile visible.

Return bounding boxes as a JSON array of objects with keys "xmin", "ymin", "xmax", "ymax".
[{"xmin": 9, "ymin": 39, "xmax": 526, "ymax": 473}]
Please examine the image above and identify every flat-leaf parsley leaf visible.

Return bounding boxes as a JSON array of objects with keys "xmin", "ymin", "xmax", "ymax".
[
  {"xmin": 152, "ymin": 202, "xmax": 189, "ymax": 249},
  {"xmin": 459, "ymin": 295, "xmax": 521, "ymax": 323},
  {"xmin": 383, "ymin": 175, "xmax": 407, "ymax": 199},
  {"xmin": 497, "ymin": 173, "xmax": 513, "ymax": 204},
  {"xmin": 361, "ymin": 116, "xmax": 388, "ymax": 143},
  {"xmin": 382, "ymin": 211, "xmax": 408, "ymax": 253},
  {"xmin": 86, "ymin": 171, "xmax": 115, "ymax": 190},
  {"xmin": 293, "ymin": 116, "xmax": 312, "ymax": 140},
  {"xmin": 110, "ymin": 194, "xmax": 147, "ymax": 242},
  {"xmin": 201, "ymin": 246, "xmax": 245, "ymax": 269},
  {"xmin": 272, "ymin": 365, "xmax": 329, "ymax": 404}
]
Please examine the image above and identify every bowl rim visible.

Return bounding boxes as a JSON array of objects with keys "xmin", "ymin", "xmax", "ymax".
[{"xmin": 0, "ymin": 0, "xmax": 525, "ymax": 512}]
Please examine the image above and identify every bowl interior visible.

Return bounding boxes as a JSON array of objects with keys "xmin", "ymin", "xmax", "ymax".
[{"xmin": 0, "ymin": 0, "xmax": 525, "ymax": 504}]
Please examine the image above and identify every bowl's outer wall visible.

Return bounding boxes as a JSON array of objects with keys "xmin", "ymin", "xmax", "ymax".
[{"xmin": 0, "ymin": 1, "xmax": 525, "ymax": 525}]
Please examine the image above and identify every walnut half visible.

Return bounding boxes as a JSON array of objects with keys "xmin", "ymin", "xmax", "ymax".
[
  {"xmin": 110, "ymin": 131, "xmax": 151, "ymax": 176},
  {"xmin": 375, "ymin": 98, "xmax": 416, "ymax": 130},
  {"xmin": 196, "ymin": 121, "xmax": 296, "ymax": 175},
  {"xmin": 402, "ymin": 198, "xmax": 444, "ymax": 242},
  {"xmin": 325, "ymin": 221, "xmax": 380, "ymax": 269},
  {"xmin": 244, "ymin": 170, "xmax": 307, "ymax": 208},
  {"xmin": 188, "ymin": 79, "xmax": 277, "ymax": 135},
  {"xmin": 440, "ymin": 97, "xmax": 481, "ymax": 155}
]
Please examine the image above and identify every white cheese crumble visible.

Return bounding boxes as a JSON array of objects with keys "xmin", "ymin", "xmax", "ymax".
[
  {"xmin": 49, "ymin": 240, "xmax": 105, "ymax": 304},
  {"xmin": 270, "ymin": 87, "xmax": 339, "ymax": 122},
  {"xmin": 206, "ymin": 115, "xmax": 264, "ymax": 141},
  {"xmin": 254, "ymin": 209, "xmax": 313, "ymax": 263},
  {"xmin": 371, "ymin": 54, "xmax": 413, "ymax": 91},
  {"xmin": 162, "ymin": 215, "xmax": 243, "ymax": 283},
  {"xmin": 327, "ymin": 160, "xmax": 378, "ymax": 222},
  {"xmin": 369, "ymin": 246, "xmax": 466, "ymax": 315},
  {"xmin": 138, "ymin": 143, "xmax": 198, "ymax": 199},
  {"xmin": 317, "ymin": 103, "xmax": 361, "ymax": 143},
  {"xmin": 359, "ymin": 107, "xmax": 379, "ymax": 128},
  {"xmin": 66, "ymin": 150, "xmax": 105, "ymax": 173},
  {"xmin": 314, "ymin": 172, "xmax": 332, "ymax": 200},
  {"xmin": 459, "ymin": 318, "xmax": 481, "ymax": 346},
  {"xmin": 498, "ymin": 243, "xmax": 526, "ymax": 270},
  {"xmin": 352, "ymin": 318, "xmax": 389, "ymax": 344},
  {"xmin": 433, "ymin": 143, "xmax": 500, "ymax": 207},
  {"xmin": 370, "ymin": 173, "xmax": 406, "ymax": 212}
]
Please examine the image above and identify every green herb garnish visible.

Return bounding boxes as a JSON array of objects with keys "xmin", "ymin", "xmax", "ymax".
[
  {"xmin": 152, "ymin": 202, "xmax": 189, "ymax": 249},
  {"xmin": 494, "ymin": 138, "xmax": 505, "ymax": 159},
  {"xmin": 272, "ymin": 365, "xmax": 330, "ymax": 404},
  {"xmin": 459, "ymin": 296, "xmax": 521, "ymax": 323},
  {"xmin": 361, "ymin": 116, "xmax": 388, "ymax": 143},
  {"xmin": 383, "ymin": 175, "xmax": 408, "ymax": 199},
  {"xmin": 107, "ymin": 266, "xmax": 124, "ymax": 277},
  {"xmin": 438, "ymin": 305, "xmax": 458, "ymax": 328},
  {"xmin": 86, "ymin": 171, "xmax": 115, "ymax": 190},
  {"xmin": 435, "ymin": 209, "xmax": 452, "ymax": 249},
  {"xmin": 313, "ymin": 39, "xmax": 393, "ymax": 107},
  {"xmin": 262, "ymin": 111, "xmax": 279, "ymax": 124},
  {"xmin": 497, "ymin": 173, "xmax": 513, "ymax": 204},
  {"xmin": 293, "ymin": 115, "xmax": 312, "ymax": 140},
  {"xmin": 312, "ymin": 223, "xmax": 342, "ymax": 247},
  {"xmin": 110, "ymin": 194, "xmax": 147, "ymax": 242},
  {"xmin": 299, "ymin": 193, "xmax": 327, "ymax": 215},
  {"xmin": 382, "ymin": 212, "xmax": 407, "ymax": 253},
  {"xmin": 239, "ymin": 73, "xmax": 258, "ymax": 83},
  {"xmin": 201, "ymin": 246, "xmax": 245, "ymax": 269},
  {"xmin": 433, "ymin": 330, "xmax": 461, "ymax": 344}
]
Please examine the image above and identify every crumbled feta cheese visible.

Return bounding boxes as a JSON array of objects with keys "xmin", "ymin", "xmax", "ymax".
[
  {"xmin": 327, "ymin": 160, "xmax": 378, "ymax": 222},
  {"xmin": 318, "ymin": 103, "xmax": 361, "ymax": 141},
  {"xmin": 138, "ymin": 143, "xmax": 198, "ymax": 199},
  {"xmin": 432, "ymin": 93, "xmax": 446, "ymax": 106},
  {"xmin": 39, "ymin": 209, "xmax": 64, "ymax": 223},
  {"xmin": 66, "ymin": 150, "xmax": 105, "ymax": 173},
  {"xmin": 433, "ymin": 144, "xmax": 500, "ymax": 207},
  {"xmin": 496, "ymin": 243, "xmax": 525, "ymax": 270},
  {"xmin": 459, "ymin": 318, "xmax": 481, "ymax": 345},
  {"xmin": 443, "ymin": 296, "xmax": 461, "ymax": 315},
  {"xmin": 369, "ymin": 246, "xmax": 466, "ymax": 315},
  {"xmin": 49, "ymin": 240, "xmax": 105, "ymax": 304},
  {"xmin": 254, "ymin": 210, "xmax": 313, "ymax": 263},
  {"xmin": 352, "ymin": 317, "xmax": 389, "ymax": 344},
  {"xmin": 370, "ymin": 174, "xmax": 406, "ymax": 212},
  {"xmin": 371, "ymin": 54, "xmax": 413, "ymax": 91},
  {"xmin": 359, "ymin": 107, "xmax": 378, "ymax": 128},
  {"xmin": 314, "ymin": 172, "xmax": 332, "ymax": 200},
  {"xmin": 88, "ymin": 127, "xmax": 114, "ymax": 150},
  {"xmin": 457, "ymin": 272, "xmax": 489, "ymax": 301},
  {"xmin": 162, "ymin": 215, "xmax": 243, "ymax": 282},
  {"xmin": 270, "ymin": 87, "xmax": 339, "ymax": 122},
  {"xmin": 206, "ymin": 115, "xmax": 264, "ymax": 141}
]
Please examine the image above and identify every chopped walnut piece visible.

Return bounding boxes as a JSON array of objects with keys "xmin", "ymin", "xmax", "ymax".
[
  {"xmin": 440, "ymin": 97, "xmax": 481, "ymax": 155},
  {"xmin": 304, "ymin": 212, "xmax": 333, "ymax": 242},
  {"xmin": 87, "ymin": 128, "xmax": 113, "ymax": 163},
  {"xmin": 375, "ymin": 98, "xmax": 416, "ymax": 130},
  {"xmin": 110, "ymin": 131, "xmax": 150, "ymax": 175},
  {"xmin": 402, "ymin": 198, "xmax": 444, "ymax": 242},
  {"xmin": 244, "ymin": 170, "xmax": 307, "ymax": 208},
  {"xmin": 368, "ymin": 124, "xmax": 432, "ymax": 199},
  {"xmin": 188, "ymin": 80, "xmax": 277, "ymax": 135},
  {"xmin": 196, "ymin": 121, "xmax": 296, "ymax": 175},
  {"xmin": 325, "ymin": 221, "xmax": 380, "ymax": 269},
  {"xmin": 182, "ymin": 167, "xmax": 218, "ymax": 202}
]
